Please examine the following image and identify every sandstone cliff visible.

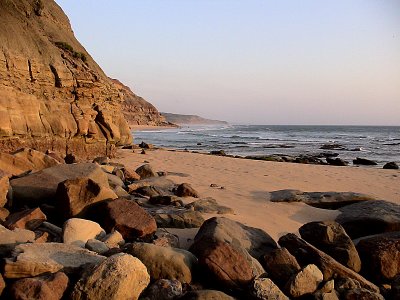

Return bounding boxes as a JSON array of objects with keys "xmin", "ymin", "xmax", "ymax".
[
  {"xmin": 0, "ymin": 0, "xmax": 132, "ymax": 158},
  {"xmin": 112, "ymin": 79, "xmax": 169, "ymax": 127}
]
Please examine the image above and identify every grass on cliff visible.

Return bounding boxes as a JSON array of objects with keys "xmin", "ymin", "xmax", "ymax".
[{"xmin": 55, "ymin": 41, "xmax": 87, "ymax": 63}]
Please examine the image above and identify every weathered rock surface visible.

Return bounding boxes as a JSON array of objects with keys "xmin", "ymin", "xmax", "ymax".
[
  {"xmin": 150, "ymin": 207, "xmax": 205, "ymax": 228},
  {"xmin": 175, "ymin": 183, "xmax": 199, "ymax": 198},
  {"xmin": 383, "ymin": 162, "xmax": 399, "ymax": 169},
  {"xmin": 179, "ymin": 290, "xmax": 235, "ymax": 300},
  {"xmin": 10, "ymin": 163, "xmax": 109, "ymax": 207},
  {"xmin": 71, "ymin": 253, "xmax": 149, "ymax": 300},
  {"xmin": 3, "ymin": 242, "xmax": 105, "ymax": 278},
  {"xmin": 55, "ymin": 177, "xmax": 117, "ymax": 219},
  {"xmin": 125, "ymin": 243, "xmax": 197, "ymax": 283},
  {"xmin": 4, "ymin": 207, "xmax": 47, "ymax": 230},
  {"xmin": 12, "ymin": 148, "xmax": 60, "ymax": 171},
  {"xmin": 0, "ymin": 169, "xmax": 10, "ymax": 207},
  {"xmin": 336, "ymin": 200, "xmax": 400, "ymax": 238},
  {"xmin": 0, "ymin": 224, "xmax": 35, "ymax": 256},
  {"xmin": 62, "ymin": 218, "xmax": 105, "ymax": 247},
  {"xmin": 87, "ymin": 198, "xmax": 157, "ymax": 240},
  {"xmin": 185, "ymin": 198, "xmax": 234, "ymax": 214},
  {"xmin": 251, "ymin": 277, "xmax": 289, "ymax": 300},
  {"xmin": 353, "ymin": 157, "xmax": 378, "ymax": 165},
  {"xmin": 284, "ymin": 264, "xmax": 323, "ymax": 298},
  {"xmin": 143, "ymin": 279, "xmax": 183, "ymax": 300},
  {"xmin": 136, "ymin": 164, "xmax": 157, "ymax": 179},
  {"xmin": 278, "ymin": 233, "xmax": 379, "ymax": 292},
  {"xmin": 261, "ymin": 247, "xmax": 301, "ymax": 288},
  {"xmin": 85, "ymin": 239, "xmax": 109, "ymax": 254},
  {"xmin": 268, "ymin": 189, "xmax": 374, "ymax": 209},
  {"xmin": 326, "ymin": 157, "xmax": 348, "ymax": 166},
  {"xmin": 299, "ymin": 221, "xmax": 361, "ymax": 272},
  {"xmin": 343, "ymin": 288, "xmax": 384, "ymax": 300},
  {"xmin": 356, "ymin": 231, "xmax": 400, "ymax": 283},
  {"xmin": 9, "ymin": 272, "xmax": 69, "ymax": 300},
  {"xmin": 0, "ymin": 0, "xmax": 132, "ymax": 158},
  {"xmin": 101, "ymin": 230, "xmax": 125, "ymax": 248}
]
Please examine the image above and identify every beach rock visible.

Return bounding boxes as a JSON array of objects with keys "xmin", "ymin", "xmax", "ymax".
[
  {"xmin": 143, "ymin": 279, "xmax": 182, "ymax": 300},
  {"xmin": 0, "ymin": 274, "xmax": 4, "ymax": 296},
  {"xmin": 153, "ymin": 230, "xmax": 180, "ymax": 248},
  {"xmin": 9, "ymin": 272, "xmax": 69, "ymax": 300},
  {"xmin": 383, "ymin": 162, "xmax": 399, "ymax": 169},
  {"xmin": 93, "ymin": 156, "xmax": 110, "ymax": 165},
  {"xmin": 113, "ymin": 168, "xmax": 125, "ymax": 181},
  {"xmin": 294, "ymin": 155, "xmax": 325, "ymax": 165},
  {"xmin": 101, "ymin": 230, "xmax": 125, "ymax": 248},
  {"xmin": 356, "ymin": 232, "xmax": 400, "ymax": 283},
  {"xmin": 124, "ymin": 242, "xmax": 197, "ymax": 283},
  {"xmin": 261, "ymin": 247, "xmax": 301, "ymax": 287},
  {"xmin": 185, "ymin": 198, "xmax": 234, "ymax": 214},
  {"xmin": 320, "ymin": 144, "xmax": 345, "ymax": 150},
  {"xmin": 149, "ymin": 195, "xmax": 184, "ymax": 206},
  {"xmin": 326, "ymin": 157, "xmax": 349, "ymax": 166},
  {"xmin": 299, "ymin": 221, "xmax": 361, "ymax": 272},
  {"xmin": 85, "ymin": 239, "xmax": 109, "ymax": 254},
  {"xmin": 55, "ymin": 177, "xmax": 117, "ymax": 220},
  {"xmin": 353, "ymin": 157, "xmax": 378, "ymax": 165},
  {"xmin": 0, "ymin": 207, "xmax": 9, "ymax": 222},
  {"xmin": 0, "ymin": 169, "xmax": 9, "ymax": 207},
  {"xmin": 64, "ymin": 153, "xmax": 78, "ymax": 164},
  {"xmin": 107, "ymin": 172, "xmax": 125, "ymax": 189},
  {"xmin": 251, "ymin": 277, "xmax": 289, "ymax": 300},
  {"xmin": 11, "ymin": 148, "xmax": 60, "ymax": 171},
  {"xmin": 0, "ymin": 152, "xmax": 36, "ymax": 176},
  {"xmin": 284, "ymin": 264, "xmax": 323, "ymax": 298},
  {"xmin": 136, "ymin": 185, "xmax": 169, "ymax": 197},
  {"xmin": 151, "ymin": 208, "xmax": 204, "ymax": 228},
  {"xmin": 71, "ymin": 253, "xmax": 149, "ymax": 300},
  {"xmin": 191, "ymin": 217, "xmax": 278, "ymax": 260},
  {"xmin": 3, "ymin": 243, "xmax": 105, "ymax": 279},
  {"xmin": 336, "ymin": 200, "xmax": 400, "ymax": 238},
  {"xmin": 278, "ymin": 234, "xmax": 379, "ymax": 292},
  {"xmin": 136, "ymin": 164, "xmax": 157, "ymax": 179},
  {"xmin": 268, "ymin": 189, "xmax": 374, "ymax": 209},
  {"xmin": 123, "ymin": 169, "xmax": 141, "ymax": 181},
  {"xmin": 63, "ymin": 218, "xmax": 106, "ymax": 247},
  {"xmin": 175, "ymin": 183, "xmax": 199, "ymax": 198},
  {"xmin": 101, "ymin": 164, "xmax": 115, "ymax": 174},
  {"xmin": 343, "ymin": 288, "xmax": 384, "ymax": 300},
  {"xmin": 139, "ymin": 141, "xmax": 153, "ymax": 149},
  {"xmin": 87, "ymin": 198, "xmax": 157, "ymax": 240},
  {"xmin": 180, "ymin": 290, "xmax": 235, "ymax": 300},
  {"xmin": 113, "ymin": 185, "xmax": 130, "ymax": 198},
  {"xmin": 0, "ymin": 225, "xmax": 35, "ymax": 256},
  {"xmin": 210, "ymin": 150, "xmax": 226, "ymax": 156},
  {"xmin": 128, "ymin": 177, "xmax": 176, "ymax": 193},
  {"xmin": 10, "ymin": 163, "xmax": 110, "ymax": 208},
  {"xmin": 4, "ymin": 207, "xmax": 47, "ymax": 230}
]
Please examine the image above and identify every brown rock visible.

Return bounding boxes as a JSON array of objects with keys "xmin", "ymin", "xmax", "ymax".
[
  {"xmin": 175, "ymin": 183, "xmax": 199, "ymax": 198},
  {"xmin": 85, "ymin": 239, "xmax": 109, "ymax": 254},
  {"xmin": 152, "ymin": 208, "xmax": 205, "ymax": 228},
  {"xmin": 10, "ymin": 163, "xmax": 110, "ymax": 208},
  {"xmin": 101, "ymin": 230, "xmax": 125, "ymax": 248},
  {"xmin": 278, "ymin": 233, "xmax": 379, "ymax": 293},
  {"xmin": 55, "ymin": 177, "xmax": 117, "ymax": 220},
  {"xmin": 284, "ymin": 264, "xmax": 323, "ymax": 298},
  {"xmin": 0, "ymin": 207, "xmax": 10, "ymax": 222},
  {"xmin": 262, "ymin": 247, "xmax": 301, "ymax": 287},
  {"xmin": 71, "ymin": 253, "xmax": 150, "ymax": 300},
  {"xmin": 179, "ymin": 290, "xmax": 235, "ymax": 300},
  {"xmin": 336, "ymin": 200, "xmax": 400, "ymax": 238},
  {"xmin": 343, "ymin": 288, "xmax": 384, "ymax": 300},
  {"xmin": 0, "ymin": 152, "xmax": 35, "ymax": 176},
  {"xmin": 123, "ymin": 169, "xmax": 141, "ymax": 181},
  {"xmin": 87, "ymin": 198, "xmax": 157, "ymax": 240},
  {"xmin": 124, "ymin": 242, "xmax": 197, "ymax": 283},
  {"xmin": 4, "ymin": 207, "xmax": 47, "ymax": 230},
  {"xmin": 0, "ymin": 274, "xmax": 5, "ymax": 297},
  {"xmin": 0, "ymin": 224, "xmax": 35, "ymax": 256},
  {"xmin": 62, "ymin": 218, "xmax": 106, "ymax": 247},
  {"xmin": 136, "ymin": 164, "xmax": 157, "ymax": 179},
  {"xmin": 356, "ymin": 232, "xmax": 400, "ymax": 283},
  {"xmin": 144, "ymin": 279, "xmax": 183, "ymax": 300},
  {"xmin": 251, "ymin": 277, "xmax": 289, "ymax": 300},
  {"xmin": 299, "ymin": 221, "xmax": 361, "ymax": 272},
  {"xmin": 11, "ymin": 148, "xmax": 60, "ymax": 172},
  {"xmin": 185, "ymin": 197, "xmax": 234, "ymax": 214},
  {"xmin": 9, "ymin": 272, "xmax": 69, "ymax": 300},
  {"xmin": 0, "ymin": 169, "xmax": 9, "ymax": 207}
]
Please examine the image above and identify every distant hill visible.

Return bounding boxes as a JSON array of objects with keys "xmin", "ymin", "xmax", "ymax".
[{"xmin": 161, "ymin": 113, "xmax": 228, "ymax": 125}]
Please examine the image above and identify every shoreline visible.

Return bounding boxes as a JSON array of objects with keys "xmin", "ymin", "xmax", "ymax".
[{"xmin": 129, "ymin": 124, "xmax": 179, "ymax": 131}]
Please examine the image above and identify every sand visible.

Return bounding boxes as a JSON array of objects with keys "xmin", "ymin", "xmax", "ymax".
[{"xmin": 114, "ymin": 148, "xmax": 400, "ymax": 245}]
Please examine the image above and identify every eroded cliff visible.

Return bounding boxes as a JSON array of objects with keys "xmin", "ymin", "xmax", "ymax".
[{"xmin": 0, "ymin": 0, "xmax": 132, "ymax": 158}]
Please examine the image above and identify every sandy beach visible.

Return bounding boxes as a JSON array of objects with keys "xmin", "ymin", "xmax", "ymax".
[{"xmin": 114, "ymin": 148, "xmax": 400, "ymax": 245}]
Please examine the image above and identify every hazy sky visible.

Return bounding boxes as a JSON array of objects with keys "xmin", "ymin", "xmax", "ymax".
[{"xmin": 56, "ymin": 0, "xmax": 400, "ymax": 125}]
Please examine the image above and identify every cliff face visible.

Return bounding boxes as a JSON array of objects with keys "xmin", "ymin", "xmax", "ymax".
[
  {"xmin": 0, "ymin": 0, "xmax": 132, "ymax": 158},
  {"xmin": 113, "ymin": 79, "xmax": 168, "ymax": 126}
]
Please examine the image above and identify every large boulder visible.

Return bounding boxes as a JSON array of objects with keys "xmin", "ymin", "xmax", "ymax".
[
  {"xmin": 55, "ymin": 177, "xmax": 117, "ymax": 220},
  {"xmin": 71, "ymin": 253, "xmax": 149, "ymax": 300},
  {"xmin": 63, "ymin": 218, "xmax": 106, "ymax": 247},
  {"xmin": 383, "ymin": 162, "xmax": 399, "ymax": 169},
  {"xmin": 11, "ymin": 148, "xmax": 60, "ymax": 171},
  {"xmin": 151, "ymin": 208, "xmax": 204, "ymax": 229},
  {"xmin": 4, "ymin": 207, "xmax": 47, "ymax": 230},
  {"xmin": 87, "ymin": 198, "xmax": 157, "ymax": 240},
  {"xmin": 124, "ymin": 242, "xmax": 197, "ymax": 283},
  {"xmin": 261, "ymin": 247, "xmax": 301, "ymax": 288},
  {"xmin": 353, "ymin": 157, "xmax": 377, "ymax": 165},
  {"xmin": 336, "ymin": 200, "xmax": 400, "ymax": 238},
  {"xmin": 284, "ymin": 264, "xmax": 323, "ymax": 298},
  {"xmin": 268, "ymin": 189, "xmax": 374, "ymax": 209},
  {"xmin": 3, "ymin": 243, "xmax": 105, "ymax": 279},
  {"xmin": 0, "ymin": 169, "xmax": 9, "ymax": 207},
  {"xmin": 278, "ymin": 233, "xmax": 379, "ymax": 293},
  {"xmin": 10, "ymin": 163, "xmax": 110, "ymax": 208},
  {"xmin": 356, "ymin": 232, "xmax": 400, "ymax": 283},
  {"xmin": 0, "ymin": 152, "xmax": 35, "ymax": 176},
  {"xmin": 299, "ymin": 221, "xmax": 361, "ymax": 272},
  {"xmin": 0, "ymin": 224, "xmax": 35, "ymax": 256},
  {"xmin": 9, "ymin": 272, "xmax": 69, "ymax": 300}
]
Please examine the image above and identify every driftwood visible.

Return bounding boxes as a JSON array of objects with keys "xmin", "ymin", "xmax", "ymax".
[{"xmin": 278, "ymin": 233, "xmax": 379, "ymax": 293}]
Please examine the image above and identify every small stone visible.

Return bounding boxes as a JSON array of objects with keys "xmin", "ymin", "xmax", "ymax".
[
  {"xmin": 285, "ymin": 264, "xmax": 323, "ymax": 298},
  {"xmin": 251, "ymin": 277, "xmax": 289, "ymax": 300},
  {"xmin": 0, "ymin": 207, "xmax": 10, "ymax": 222},
  {"xmin": 86, "ymin": 239, "xmax": 109, "ymax": 254},
  {"xmin": 63, "ymin": 218, "xmax": 106, "ymax": 247},
  {"xmin": 153, "ymin": 229, "xmax": 180, "ymax": 248},
  {"xmin": 101, "ymin": 165, "xmax": 115, "ymax": 174},
  {"xmin": 123, "ymin": 169, "xmax": 141, "ymax": 181},
  {"xmin": 383, "ymin": 162, "xmax": 399, "ymax": 169},
  {"xmin": 144, "ymin": 279, "xmax": 183, "ymax": 300},
  {"xmin": 175, "ymin": 183, "xmax": 199, "ymax": 198},
  {"xmin": 0, "ymin": 225, "xmax": 35, "ymax": 256},
  {"xmin": 34, "ymin": 231, "xmax": 51, "ymax": 243},
  {"xmin": 4, "ymin": 207, "xmax": 47, "ymax": 231},
  {"xmin": 101, "ymin": 230, "xmax": 125, "ymax": 248},
  {"xmin": 136, "ymin": 164, "xmax": 157, "ymax": 179}
]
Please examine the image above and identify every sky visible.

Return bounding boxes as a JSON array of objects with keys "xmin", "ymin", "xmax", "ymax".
[{"xmin": 55, "ymin": 0, "xmax": 400, "ymax": 125}]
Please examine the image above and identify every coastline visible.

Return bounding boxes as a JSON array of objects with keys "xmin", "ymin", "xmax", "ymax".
[
  {"xmin": 114, "ymin": 148, "xmax": 400, "ymax": 244},
  {"xmin": 130, "ymin": 124, "xmax": 179, "ymax": 131}
]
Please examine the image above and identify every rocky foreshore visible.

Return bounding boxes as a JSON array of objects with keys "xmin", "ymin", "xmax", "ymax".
[{"xmin": 0, "ymin": 146, "xmax": 399, "ymax": 299}]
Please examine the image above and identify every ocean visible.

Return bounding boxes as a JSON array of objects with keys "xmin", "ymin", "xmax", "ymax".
[{"xmin": 132, "ymin": 125, "xmax": 400, "ymax": 167}]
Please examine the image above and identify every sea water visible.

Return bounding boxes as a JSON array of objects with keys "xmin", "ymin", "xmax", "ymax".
[{"xmin": 132, "ymin": 125, "xmax": 400, "ymax": 167}]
